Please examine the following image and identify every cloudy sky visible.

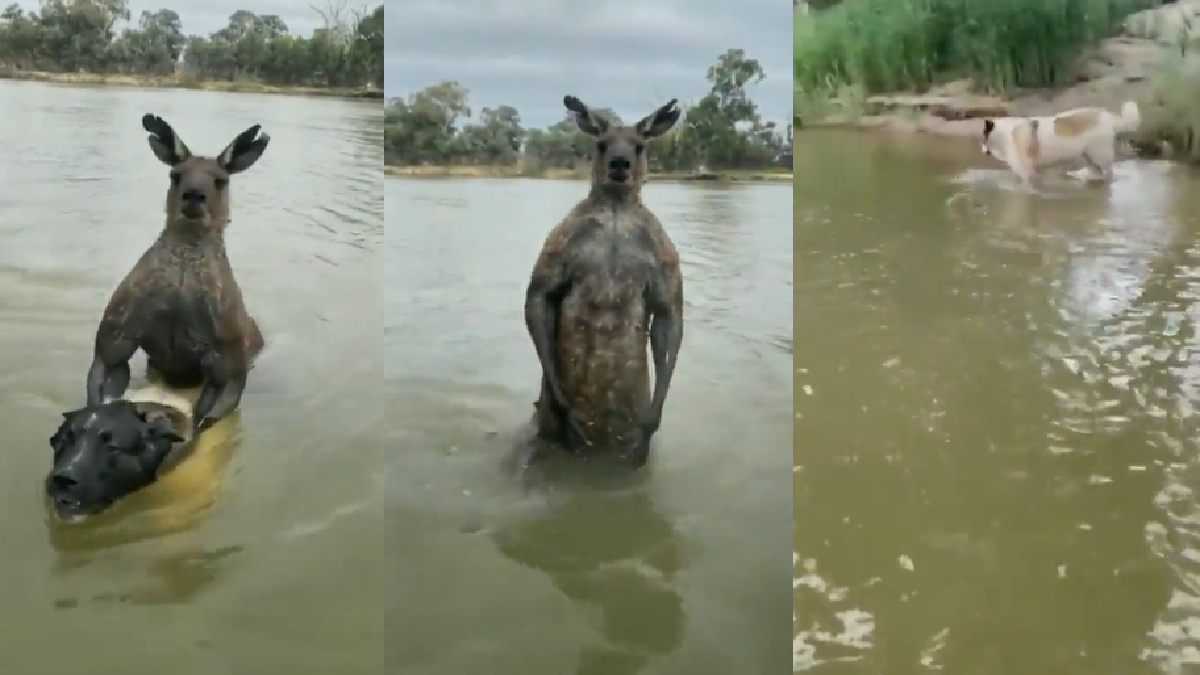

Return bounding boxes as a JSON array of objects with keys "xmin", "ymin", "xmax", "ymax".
[
  {"xmin": 384, "ymin": 0, "xmax": 792, "ymax": 129},
  {"xmin": 16, "ymin": 0, "xmax": 331, "ymax": 38}
]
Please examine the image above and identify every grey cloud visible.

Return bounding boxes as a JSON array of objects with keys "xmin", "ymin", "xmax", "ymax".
[
  {"xmin": 384, "ymin": 0, "xmax": 792, "ymax": 128},
  {"xmin": 15, "ymin": 0, "xmax": 331, "ymax": 38}
]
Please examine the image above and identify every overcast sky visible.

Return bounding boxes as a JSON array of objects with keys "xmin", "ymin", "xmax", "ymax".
[
  {"xmin": 384, "ymin": 0, "xmax": 792, "ymax": 129},
  {"xmin": 16, "ymin": 0, "xmax": 330, "ymax": 38}
]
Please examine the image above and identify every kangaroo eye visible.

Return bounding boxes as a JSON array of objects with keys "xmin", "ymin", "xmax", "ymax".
[
  {"xmin": 169, "ymin": 173, "xmax": 182, "ymax": 186},
  {"xmin": 215, "ymin": 179, "xmax": 229, "ymax": 190},
  {"xmin": 596, "ymin": 141, "xmax": 608, "ymax": 154},
  {"xmin": 98, "ymin": 430, "xmax": 112, "ymax": 445},
  {"xmin": 634, "ymin": 143, "xmax": 645, "ymax": 155}
]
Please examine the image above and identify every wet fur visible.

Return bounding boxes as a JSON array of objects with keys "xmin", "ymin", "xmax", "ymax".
[
  {"xmin": 47, "ymin": 384, "xmax": 236, "ymax": 524},
  {"xmin": 1053, "ymin": 109, "xmax": 1101, "ymax": 138},
  {"xmin": 524, "ymin": 96, "xmax": 685, "ymax": 467},
  {"xmin": 87, "ymin": 114, "xmax": 269, "ymax": 432},
  {"xmin": 46, "ymin": 382, "xmax": 242, "ymax": 605},
  {"xmin": 981, "ymin": 101, "xmax": 1140, "ymax": 185},
  {"xmin": 46, "ymin": 387, "xmax": 190, "ymax": 523}
]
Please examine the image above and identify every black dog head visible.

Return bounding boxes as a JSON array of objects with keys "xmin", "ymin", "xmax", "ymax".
[{"xmin": 46, "ymin": 400, "xmax": 185, "ymax": 524}]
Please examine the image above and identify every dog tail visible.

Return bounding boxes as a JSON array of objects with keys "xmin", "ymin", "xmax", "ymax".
[{"xmin": 1112, "ymin": 100, "xmax": 1141, "ymax": 134}]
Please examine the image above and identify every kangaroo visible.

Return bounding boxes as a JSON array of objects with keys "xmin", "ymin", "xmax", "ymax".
[
  {"xmin": 523, "ymin": 95, "xmax": 685, "ymax": 468},
  {"xmin": 86, "ymin": 114, "xmax": 269, "ymax": 433}
]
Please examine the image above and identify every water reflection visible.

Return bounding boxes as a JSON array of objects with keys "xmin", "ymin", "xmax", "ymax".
[{"xmin": 494, "ymin": 480, "xmax": 686, "ymax": 674}]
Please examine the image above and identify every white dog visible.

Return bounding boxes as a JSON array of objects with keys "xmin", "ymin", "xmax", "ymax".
[{"xmin": 981, "ymin": 101, "xmax": 1141, "ymax": 185}]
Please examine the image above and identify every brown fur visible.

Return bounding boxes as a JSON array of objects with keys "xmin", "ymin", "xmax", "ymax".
[
  {"xmin": 86, "ymin": 114, "xmax": 270, "ymax": 432},
  {"xmin": 523, "ymin": 96, "xmax": 685, "ymax": 467},
  {"xmin": 1052, "ymin": 109, "xmax": 1101, "ymax": 138}
]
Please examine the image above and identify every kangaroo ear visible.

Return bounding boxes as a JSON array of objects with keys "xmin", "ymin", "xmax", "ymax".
[
  {"xmin": 143, "ymin": 114, "xmax": 191, "ymax": 166},
  {"xmin": 219, "ymin": 124, "xmax": 270, "ymax": 174},
  {"xmin": 635, "ymin": 99, "xmax": 681, "ymax": 139},
  {"xmin": 563, "ymin": 95, "xmax": 607, "ymax": 137}
]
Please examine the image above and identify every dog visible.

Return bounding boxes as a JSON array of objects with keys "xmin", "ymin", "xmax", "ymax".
[
  {"xmin": 45, "ymin": 386, "xmax": 199, "ymax": 524},
  {"xmin": 86, "ymin": 114, "xmax": 269, "ymax": 435},
  {"xmin": 523, "ymin": 96, "xmax": 685, "ymax": 468},
  {"xmin": 981, "ymin": 101, "xmax": 1141, "ymax": 185}
]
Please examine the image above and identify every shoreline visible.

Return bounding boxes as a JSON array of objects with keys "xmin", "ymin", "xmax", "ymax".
[
  {"xmin": 0, "ymin": 69, "xmax": 382, "ymax": 100},
  {"xmin": 384, "ymin": 164, "xmax": 791, "ymax": 183},
  {"xmin": 794, "ymin": 2, "xmax": 1192, "ymax": 157}
]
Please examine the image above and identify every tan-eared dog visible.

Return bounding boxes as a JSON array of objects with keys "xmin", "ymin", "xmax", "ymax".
[
  {"xmin": 45, "ymin": 382, "xmax": 237, "ymax": 525},
  {"xmin": 981, "ymin": 101, "xmax": 1141, "ymax": 185}
]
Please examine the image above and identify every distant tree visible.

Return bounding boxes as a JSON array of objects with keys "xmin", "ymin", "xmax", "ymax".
[
  {"xmin": 0, "ymin": 3, "xmax": 383, "ymax": 89},
  {"xmin": 385, "ymin": 49, "xmax": 787, "ymax": 171}
]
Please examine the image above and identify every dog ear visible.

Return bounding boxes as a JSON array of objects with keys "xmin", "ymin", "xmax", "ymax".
[
  {"xmin": 145, "ymin": 417, "xmax": 186, "ymax": 444},
  {"xmin": 158, "ymin": 429, "xmax": 186, "ymax": 444},
  {"xmin": 983, "ymin": 119, "xmax": 995, "ymax": 137},
  {"xmin": 51, "ymin": 410, "xmax": 77, "ymax": 446},
  {"xmin": 49, "ymin": 423, "xmax": 66, "ymax": 449}
]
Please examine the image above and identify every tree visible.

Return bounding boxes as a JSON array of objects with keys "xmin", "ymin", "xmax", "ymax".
[
  {"xmin": 0, "ymin": 5, "xmax": 383, "ymax": 89},
  {"xmin": 384, "ymin": 50, "xmax": 788, "ymax": 172}
]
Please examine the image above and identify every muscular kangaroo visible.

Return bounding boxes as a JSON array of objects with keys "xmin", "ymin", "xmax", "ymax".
[
  {"xmin": 524, "ymin": 95, "xmax": 685, "ymax": 468},
  {"xmin": 86, "ymin": 114, "xmax": 269, "ymax": 433}
]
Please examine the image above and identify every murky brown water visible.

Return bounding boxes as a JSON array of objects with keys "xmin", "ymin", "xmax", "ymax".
[
  {"xmin": 0, "ymin": 82, "xmax": 383, "ymax": 672},
  {"xmin": 385, "ymin": 177, "xmax": 793, "ymax": 674},
  {"xmin": 794, "ymin": 131, "xmax": 1200, "ymax": 673}
]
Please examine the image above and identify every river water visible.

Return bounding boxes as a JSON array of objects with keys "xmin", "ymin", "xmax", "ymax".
[
  {"xmin": 385, "ymin": 177, "xmax": 793, "ymax": 674},
  {"xmin": 795, "ymin": 131, "xmax": 1200, "ymax": 673},
  {"xmin": 0, "ymin": 82, "xmax": 384, "ymax": 672}
]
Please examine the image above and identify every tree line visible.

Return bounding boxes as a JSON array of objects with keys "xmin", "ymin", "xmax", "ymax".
[
  {"xmin": 0, "ymin": 0, "xmax": 383, "ymax": 89},
  {"xmin": 384, "ymin": 49, "xmax": 793, "ymax": 172}
]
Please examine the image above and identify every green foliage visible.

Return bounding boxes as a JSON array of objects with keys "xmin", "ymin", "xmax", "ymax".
[
  {"xmin": 793, "ymin": 0, "xmax": 1165, "ymax": 97},
  {"xmin": 1145, "ymin": 49, "xmax": 1200, "ymax": 162},
  {"xmin": 0, "ymin": 1, "xmax": 383, "ymax": 88},
  {"xmin": 385, "ymin": 49, "xmax": 792, "ymax": 171}
]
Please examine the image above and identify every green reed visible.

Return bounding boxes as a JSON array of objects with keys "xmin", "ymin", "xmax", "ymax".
[{"xmin": 794, "ymin": 0, "xmax": 1165, "ymax": 97}]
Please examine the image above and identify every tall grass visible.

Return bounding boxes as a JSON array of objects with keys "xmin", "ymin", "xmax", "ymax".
[{"xmin": 794, "ymin": 0, "xmax": 1167, "ymax": 98}]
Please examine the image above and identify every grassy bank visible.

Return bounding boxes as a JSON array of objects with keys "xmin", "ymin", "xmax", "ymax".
[
  {"xmin": 0, "ymin": 68, "xmax": 382, "ymax": 100},
  {"xmin": 794, "ymin": 0, "xmax": 1164, "ymax": 102},
  {"xmin": 384, "ymin": 164, "xmax": 792, "ymax": 182},
  {"xmin": 791, "ymin": 0, "xmax": 1200, "ymax": 166}
]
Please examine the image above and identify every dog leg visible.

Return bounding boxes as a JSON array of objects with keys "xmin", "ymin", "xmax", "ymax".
[
  {"xmin": 1014, "ymin": 163, "xmax": 1038, "ymax": 191},
  {"xmin": 1082, "ymin": 152, "xmax": 1111, "ymax": 182}
]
